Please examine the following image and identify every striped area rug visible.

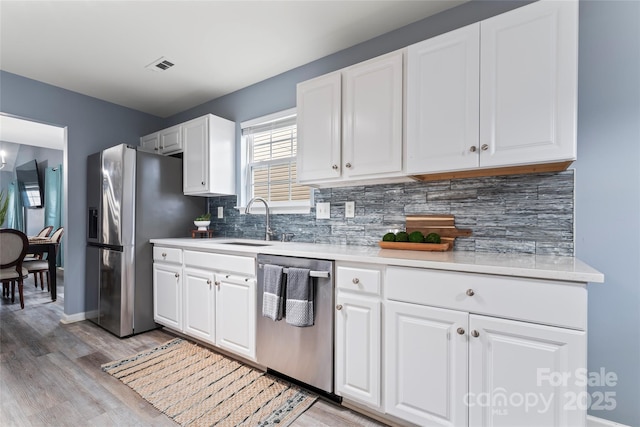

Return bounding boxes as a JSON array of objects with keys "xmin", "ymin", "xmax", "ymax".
[{"xmin": 102, "ymin": 338, "xmax": 317, "ymax": 427}]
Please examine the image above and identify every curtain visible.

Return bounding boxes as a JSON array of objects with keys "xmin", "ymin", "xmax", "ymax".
[
  {"xmin": 44, "ymin": 165, "xmax": 63, "ymax": 267},
  {"xmin": 7, "ymin": 181, "xmax": 24, "ymax": 232}
]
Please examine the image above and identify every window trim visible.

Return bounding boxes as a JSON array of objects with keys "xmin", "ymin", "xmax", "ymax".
[{"xmin": 239, "ymin": 108, "xmax": 312, "ymax": 215}]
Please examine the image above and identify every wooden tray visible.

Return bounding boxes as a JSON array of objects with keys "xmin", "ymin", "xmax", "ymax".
[{"xmin": 379, "ymin": 241, "xmax": 451, "ymax": 252}]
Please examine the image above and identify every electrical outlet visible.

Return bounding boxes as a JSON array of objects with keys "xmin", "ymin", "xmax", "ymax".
[
  {"xmin": 217, "ymin": 206, "xmax": 224, "ymax": 219},
  {"xmin": 345, "ymin": 201, "xmax": 355, "ymax": 218},
  {"xmin": 316, "ymin": 202, "xmax": 330, "ymax": 219}
]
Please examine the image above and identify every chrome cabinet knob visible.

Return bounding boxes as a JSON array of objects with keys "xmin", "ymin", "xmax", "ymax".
[
  {"xmin": 332, "ymin": 164, "xmax": 339, "ymax": 170},
  {"xmin": 457, "ymin": 327, "xmax": 465, "ymax": 335},
  {"xmin": 345, "ymin": 162, "xmax": 352, "ymax": 168},
  {"xmin": 481, "ymin": 144, "xmax": 489, "ymax": 151},
  {"xmin": 471, "ymin": 330, "xmax": 480, "ymax": 338},
  {"xmin": 336, "ymin": 304, "xmax": 343, "ymax": 311},
  {"xmin": 174, "ymin": 273, "xmax": 180, "ymax": 278},
  {"xmin": 162, "ymin": 252, "xmax": 167, "ymax": 258},
  {"xmin": 466, "ymin": 289, "xmax": 475, "ymax": 296},
  {"xmin": 207, "ymin": 279, "xmax": 212, "ymax": 285},
  {"xmin": 469, "ymin": 146, "xmax": 477, "ymax": 152},
  {"xmin": 352, "ymin": 278, "xmax": 360, "ymax": 284},
  {"xmin": 201, "ymin": 181, "xmax": 205, "ymax": 185},
  {"xmin": 214, "ymin": 281, "xmax": 221, "ymax": 287}
]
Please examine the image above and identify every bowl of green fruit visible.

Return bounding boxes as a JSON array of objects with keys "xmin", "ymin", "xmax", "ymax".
[{"xmin": 379, "ymin": 230, "xmax": 450, "ymax": 251}]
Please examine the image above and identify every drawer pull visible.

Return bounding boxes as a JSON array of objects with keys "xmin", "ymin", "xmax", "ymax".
[
  {"xmin": 345, "ymin": 162, "xmax": 352, "ymax": 168},
  {"xmin": 466, "ymin": 289, "xmax": 475, "ymax": 297},
  {"xmin": 352, "ymin": 278, "xmax": 360, "ymax": 285},
  {"xmin": 332, "ymin": 164, "xmax": 338, "ymax": 170},
  {"xmin": 162, "ymin": 252, "xmax": 167, "ymax": 258},
  {"xmin": 336, "ymin": 304, "xmax": 343, "ymax": 311},
  {"xmin": 471, "ymin": 330, "xmax": 480, "ymax": 338},
  {"xmin": 457, "ymin": 327, "xmax": 465, "ymax": 335},
  {"xmin": 469, "ymin": 146, "xmax": 477, "ymax": 153}
]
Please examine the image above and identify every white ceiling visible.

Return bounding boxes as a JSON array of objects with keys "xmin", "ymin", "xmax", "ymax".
[
  {"xmin": 0, "ymin": 115, "xmax": 65, "ymax": 172},
  {"xmin": 0, "ymin": 0, "xmax": 466, "ymax": 118}
]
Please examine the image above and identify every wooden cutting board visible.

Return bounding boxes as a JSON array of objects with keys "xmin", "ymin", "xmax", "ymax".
[{"xmin": 405, "ymin": 215, "xmax": 472, "ymax": 238}]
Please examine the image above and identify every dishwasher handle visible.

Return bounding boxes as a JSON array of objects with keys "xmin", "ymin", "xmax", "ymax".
[{"xmin": 257, "ymin": 263, "xmax": 330, "ymax": 278}]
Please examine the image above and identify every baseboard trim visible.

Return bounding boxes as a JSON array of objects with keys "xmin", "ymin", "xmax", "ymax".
[
  {"xmin": 60, "ymin": 311, "xmax": 87, "ymax": 324},
  {"xmin": 588, "ymin": 415, "xmax": 630, "ymax": 427}
]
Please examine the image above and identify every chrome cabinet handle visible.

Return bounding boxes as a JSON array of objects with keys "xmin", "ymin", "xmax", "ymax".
[
  {"xmin": 345, "ymin": 162, "xmax": 352, "ymax": 168},
  {"xmin": 466, "ymin": 289, "xmax": 475, "ymax": 296},
  {"xmin": 214, "ymin": 281, "xmax": 221, "ymax": 287},
  {"xmin": 154, "ymin": 147, "xmax": 159, "ymax": 151},
  {"xmin": 469, "ymin": 146, "xmax": 477, "ymax": 152},
  {"xmin": 207, "ymin": 279, "xmax": 212, "ymax": 285},
  {"xmin": 352, "ymin": 278, "xmax": 360, "ymax": 284},
  {"xmin": 481, "ymin": 144, "xmax": 489, "ymax": 151},
  {"xmin": 174, "ymin": 273, "xmax": 180, "ymax": 278},
  {"xmin": 336, "ymin": 304, "xmax": 343, "ymax": 310},
  {"xmin": 201, "ymin": 181, "xmax": 205, "ymax": 185},
  {"xmin": 457, "ymin": 327, "xmax": 465, "ymax": 335},
  {"xmin": 471, "ymin": 330, "xmax": 480, "ymax": 338},
  {"xmin": 332, "ymin": 164, "xmax": 338, "ymax": 170}
]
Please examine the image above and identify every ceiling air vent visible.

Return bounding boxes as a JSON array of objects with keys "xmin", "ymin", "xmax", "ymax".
[{"xmin": 145, "ymin": 57, "xmax": 175, "ymax": 72}]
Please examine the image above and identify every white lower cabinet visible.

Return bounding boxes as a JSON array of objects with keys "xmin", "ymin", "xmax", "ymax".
[
  {"xmin": 335, "ymin": 263, "xmax": 382, "ymax": 410},
  {"xmin": 385, "ymin": 266, "xmax": 588, "ymax": 427},
  {"xmin": 385, "ymin": 301, "xmax": 468, "ymax": 426},
  {"xmin": 215, "ymin": 273, "xmax": 256, "ymax": 360},
  {"xmin": 183, "ymin": 267, "xmax": 216, "ymax": 344},
  {"xmin": 153, "ymin": 262, "xmax": 182, "ymax": 330},
  {"xmin": 153, "ymin": 247, "xmax": 256, "ymax": 361}
]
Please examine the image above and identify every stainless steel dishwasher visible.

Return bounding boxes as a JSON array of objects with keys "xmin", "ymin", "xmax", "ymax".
[{"xmin": 256, "ymin": 254, "xmax": 335, "ymax": 394}]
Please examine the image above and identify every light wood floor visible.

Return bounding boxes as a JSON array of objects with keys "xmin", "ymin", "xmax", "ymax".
[{"xmin": 0, "ymin": 272, "xmax": 386, "ymax": 426}]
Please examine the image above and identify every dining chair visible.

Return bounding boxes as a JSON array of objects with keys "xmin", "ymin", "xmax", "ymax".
[
  {"xmin": 24, "ymin": 225, "xmax": 55, "ymax": 269},
  {"xmin": 36, "ymin": 226, "xmax": 54, "ymax": 238},
  {"xmin": 0, "ymin": 229, "xmax": 29, "ymax": 309},
  {"xmin": 23, "ymin": 227, "xmax": 64, "ymax": 292}
]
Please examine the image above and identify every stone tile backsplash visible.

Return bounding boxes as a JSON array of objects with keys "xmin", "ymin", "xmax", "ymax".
[{"xmin": 207, "ymin": 170, "xmax": 574, "ymax": 256}]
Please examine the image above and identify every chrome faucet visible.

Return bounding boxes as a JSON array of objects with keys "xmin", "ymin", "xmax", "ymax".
[{"xmin": 245, "ymin": 197, "xmax": 273, "ymax": 241}]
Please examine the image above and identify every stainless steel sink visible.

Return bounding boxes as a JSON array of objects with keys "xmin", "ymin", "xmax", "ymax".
[{"xmin": 219, "ymin": 241, "xmax": 271, "ymax": 247}]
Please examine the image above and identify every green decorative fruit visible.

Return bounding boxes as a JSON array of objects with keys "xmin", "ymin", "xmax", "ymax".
[
  {"xmin": 425, "ymin": 232, "xmax": 441, "ymax": 243},
  {"xmin": 382, "ymin": 232, "xmax": 396, "ymax": 242},
  {"xmin": 395, "ymin": 231, "xmax": 409, "ymax": 242},
  {"xmin": 408, "ymin": 231, "xmax": 425, "ymax": 243}
]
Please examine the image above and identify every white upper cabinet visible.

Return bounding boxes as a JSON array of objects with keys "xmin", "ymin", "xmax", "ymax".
[
  {"xmin": 480, "ymin": 0, "xmax": 578, "ymax": 167},
  {"xmin": 406, "ymin": 23, "xmax": 480, "ymax": 174},
  {"xmin": 297, "ymin": 50, "xmax": 407, "ymax": 186},
  {"xmin": 182, "ymin": 114, "xmax": 236, "ymax": 196},
  {"xmin": 159, "ymin": 125, "xmax": 182, "ymax": 155},
  {"xmin": 140, "ymin": 132, "xmax": 160, "ymax": 153},
  {"xmin": 342, "ymin": 52, "xmax": 403, "ymax": 179},
  {"xmin": 296, "ymin": 72, "xmax": 342, "ymax": 183},
  {"xmin": 407, "ymin": 0, "xmax": 578, "ymax": 175}
]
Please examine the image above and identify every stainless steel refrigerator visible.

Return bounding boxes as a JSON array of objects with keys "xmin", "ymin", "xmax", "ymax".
[{"xmin": 85, "ymin": 144, "xmax": 203, "ymax": 337}]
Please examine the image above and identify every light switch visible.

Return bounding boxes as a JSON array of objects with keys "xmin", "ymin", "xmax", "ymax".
[
  {"xmin": 217, "ymin": 206, "xmax": 224, "ymax": 219},
  {"xmin": 345, "ymin": 201, "xmax": 355, "ymax": 218},
  {"xmin": 316, "ymin": 202, "xmax": 330, "ymax": 219}
]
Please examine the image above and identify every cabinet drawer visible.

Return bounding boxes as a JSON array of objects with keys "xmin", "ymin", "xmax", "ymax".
[
  {"xmin": 184, "ymin": 250, "xmax": 255, "ymax": 276},
  {"xmin": 336, "ymin": 264, "xmax": 381, "ymax": 296},
  {"xmin": 153, "ymin": 246, "xmax": 182, "ymax": 264},
  {"xmin": 386, "ymin": 267, "xmax": 586, "ymax": 330}
]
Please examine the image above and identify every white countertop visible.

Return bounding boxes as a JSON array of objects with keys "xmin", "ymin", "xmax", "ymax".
[{"xmin": 150, "ymin": 237, "xmax": 605, "ymax": 284}]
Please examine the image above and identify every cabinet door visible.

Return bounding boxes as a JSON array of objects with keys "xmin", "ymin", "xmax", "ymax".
[
  {"xmin": 406, "ymin": 24, "xmax": 480, "ymax": 174},
  {"xmin": 153, "ymin": 263, "xmax": 182, "ymax": 330},
  {"xmin": 343, "ymin": 51, "xmax": 403, "ymax": 178},
  {"xmin": 159, "ymin": 125, "xmax": 182, "ymax": 154},
  {"xmin": 182, "ymin": 116, "xmax": 209, "ymax": 194},
  {"xmin": 140, "ymin": 133, "xmax": 159, "ymax": 153},
  {"xmin": 296, "ymin": 72, "xmax": 342, "ymax": 183},
  {"xmin": 386, "ymin": 301, "xmax": 468, "ymax": 427},
  {"xmin": 468, "ymin": 315, "xmax": 586, "ymax": 427},
  {"xmin": 183, "ymin": 268, "xmax": 215, "ymax": 344},
  {"xmin": 480, "ymin": 0, "xmax": 578, "ymax": 167},
  {"xmin": 335, "ymin": 293, "xmax": 381, "ymax": 408},
  {"xmin": 215, "ymin": 274, "xmax": 256, "ymax": 360}
]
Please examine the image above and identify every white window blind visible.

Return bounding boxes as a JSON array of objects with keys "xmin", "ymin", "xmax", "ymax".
[{"xmin": 242, "ymin": 113, "xmax": 310, "ymax": 209}]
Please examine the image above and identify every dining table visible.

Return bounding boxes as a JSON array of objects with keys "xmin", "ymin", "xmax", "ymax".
[{"xmin": 27, "ymin": 237, "xmax": 60, "ymax": 301}]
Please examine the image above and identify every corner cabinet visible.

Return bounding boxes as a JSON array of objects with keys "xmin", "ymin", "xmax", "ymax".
[
  {"xmin": 407, "ymin": 0, "xmax": 578, "ymax": 176},
  {"xmin": 183, "ymin": 114, "xmax": 236, "ymax": 196},
  {"xmin": 297, "ymin": 50, "xmax": 407, "ymax": 186}
]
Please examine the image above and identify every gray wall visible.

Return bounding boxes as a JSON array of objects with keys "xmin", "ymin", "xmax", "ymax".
[
  {"xmin": 1, "ymin": 0, "xmax": 637, "ymax": 424},
  {"xmin": 575, "ymin": 1, "xmax": 640, "ymax": 426},
  {"xmin": 0, "ymin": 71, "xmax": 165, "ymax": 318}
]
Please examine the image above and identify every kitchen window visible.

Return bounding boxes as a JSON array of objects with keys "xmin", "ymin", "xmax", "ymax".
[{"xmin": 241, "ymin": 108, "xmax": 311, "ymax": 214}]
